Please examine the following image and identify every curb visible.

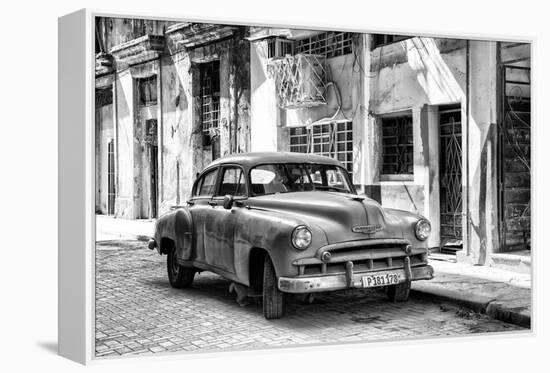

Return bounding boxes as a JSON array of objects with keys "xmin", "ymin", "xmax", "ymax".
[
  {"xmin": 97, "ymin": 231, "xmax": 151, "ymax": 242},
  {"xmin": 485, "ymin": 301, "xmax": 531, "ymax": 328},
  {"xmin": 411, "ymin": 287, "xmax": 531, "ymax": 328}
]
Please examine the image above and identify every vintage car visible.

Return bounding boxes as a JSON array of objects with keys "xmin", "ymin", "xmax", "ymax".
[{"xmin": 147, "ymin": 152, "xmax": 434, "ymax": 319}]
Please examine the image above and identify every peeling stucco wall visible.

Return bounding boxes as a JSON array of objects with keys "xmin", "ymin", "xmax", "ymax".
[
  {"xmin": 96, "ymin": 19, "xmax": 251, "ymax": 219},
  {"xmin": 249, "ymin": 34, "xmax": 364, "ymax": 185},
  {"xmin": 366, "ymin": 37, "xmax": 470, "ymax": 248},
  {"xmin": 158, "ymin": 35, "xmax": 251, "ymax": 214},
  {"xmin": 160, "ymin": 51, "xmax": 195, "ymax": 212}
]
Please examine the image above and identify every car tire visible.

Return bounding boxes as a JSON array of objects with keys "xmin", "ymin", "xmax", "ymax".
[
  {"xmin": 262, "ymin": 255, "xmax": 285, "ymax": 319},
  {"xmin": 167, "ymin": 248, "xmax": 195, "ymax": 288},
  {"xmin": 387, "ymin": 280, "xmax": 411, "ymax": 302}
]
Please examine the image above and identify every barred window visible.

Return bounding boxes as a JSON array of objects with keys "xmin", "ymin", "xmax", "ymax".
[
  {"xmin": 295, "ymin": 32, "xmax": 353, "ymax": 58},
  {"xmin": 200, "ymin": 61, "xmax": 220, "ymax": 136},
  {"xmin": 371, "ymin": 34, "xmax": 413, "ymax": 50},
  {"xmin": 289, "ymin": 121, "xmax": 353, "ymax": 175},
  {"xmin": 137, "ymin": 75, "xmax": 157, "ymax": 106},
  {"xmin": 289, "ymin": 127, "xmax": 309, "ymax": 153},
  {"xmin": 381, "ymin": 116, "xmax": 413, "ymax": 176}
]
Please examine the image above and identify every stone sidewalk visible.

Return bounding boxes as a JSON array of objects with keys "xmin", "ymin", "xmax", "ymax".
[
  {"xmin": 412, "ymin": 259, "xmax": 531, "ymax": 328},
  {"xmin": 96, "ymin": 215, "xmax": 155, "ymax": 241},
  {"xmin": 95, "ymin": 215, "xmax": 532, "ymax": 328}
]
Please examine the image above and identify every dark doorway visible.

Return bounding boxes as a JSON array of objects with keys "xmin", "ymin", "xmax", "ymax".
[
  {"xmin": 149, "ymin": 145, "xmax": 158, "ymax": 218},
  {"xmin": 107, "ymin": 139, "xmax": 115, "ymax": 216},
  {"xmin": 439, "ymin": 104, "xmax": 463, "ymax": 252},
  {"xmin": 145, "ymin": 119, "xmax": 159, "ymax": 218},
  {"xmin": 498, "ymin": 42, "xmax": 531, "ymax": 252}
]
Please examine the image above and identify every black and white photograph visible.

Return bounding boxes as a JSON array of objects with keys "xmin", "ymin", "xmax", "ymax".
[
  {"xmin": 93, "ymin": 15, "xmax": 532, "ymax": 358},
  {"xmin": 5, "ymin": 0, "xmax": 550, "ymax": 371}
]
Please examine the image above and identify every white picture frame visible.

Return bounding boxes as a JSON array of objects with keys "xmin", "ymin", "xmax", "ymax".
[{"xmin": 58, "ymin": 8, "xmax": 535, "ymax": 365}]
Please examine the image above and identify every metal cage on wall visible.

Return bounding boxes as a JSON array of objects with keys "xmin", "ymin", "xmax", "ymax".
[{"xmin": 267, "ymin": 54, "xmax": 327, "ymax": 109}]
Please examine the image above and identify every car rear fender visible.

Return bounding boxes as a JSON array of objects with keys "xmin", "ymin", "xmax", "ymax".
[{"xmin": 154, "ymin": 208, "xmax": 194, "ymax": 260}]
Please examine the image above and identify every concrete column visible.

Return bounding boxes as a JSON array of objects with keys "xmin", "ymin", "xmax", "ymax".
[
  {"xmin": 219, "ymin": 48, "xmax": 231, "ymax": 157},
  {"xmin": 460, "ymin": 40, "xmax": 499, "ymax": 265},
  {"xmin": 227, "ymin": 39, "xmax": 251, "ymax": 155},
  {"xmin": 412, "ymin": 106, "xmax": 424, "ymax": 187},
  {"xmin": 352, "ymin": 34, "xmax": 370, "ymax": 191},
  {"xmin": 423, "ymin": 105, "xmax": 441, "ymax": 248},
  {"xmin": 250, "ymin": 40, "xmax": 280, "ymax": 151},
  {"xmin": 114, "ymin": 69, "xmax": 136, "ymax": 218},
  {"xmin": 190, "ymin": 64, "xmax": 205, "ymax": 176},
  {"xmin": 156, "ymin": 60, "xmax": 163, "ymax": 212}
]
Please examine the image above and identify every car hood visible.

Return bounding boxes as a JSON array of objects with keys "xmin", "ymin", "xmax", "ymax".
[{"xmin": 248, "ymin": 191, "xmax": 420, "ymax": 244}]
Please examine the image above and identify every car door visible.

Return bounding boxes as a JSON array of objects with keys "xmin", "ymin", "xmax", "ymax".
[
  {"xmin": 188, "ymin": 167, "xmax": 219, "ymax": 263},
  {"xmin": 203, "ymin": 165, "xmax": 248, "ymax": 274}
]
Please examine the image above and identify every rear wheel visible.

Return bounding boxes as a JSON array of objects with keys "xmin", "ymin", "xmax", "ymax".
[
  {"xmin": 387, "ymin": 280, "xmax": 411, "ymax": 302},
  {"xmin": 167, "ymin": 248, "xmax": 195, "ymax": 288},
  {"xmin": 262, "ymin": 256, "xmax": 285, "ymax": 319}
]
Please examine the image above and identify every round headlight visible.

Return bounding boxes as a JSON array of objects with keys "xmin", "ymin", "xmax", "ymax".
[
  {"xmin": 415, "ymin": 219, "xmax": 431, "ymax": 241},
  {"xmin": 291, "ymin": 226, "xmax": 312, "ymax": 250}
]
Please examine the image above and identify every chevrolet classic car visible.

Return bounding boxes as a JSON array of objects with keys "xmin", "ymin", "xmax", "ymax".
[{"xmin": 147, "ymin": 152, "xmax": 434, "ymax": 319}]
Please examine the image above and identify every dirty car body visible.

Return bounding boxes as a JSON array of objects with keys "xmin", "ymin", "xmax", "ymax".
[{"xmin": 148, "ymin": 152, "xmax": 434, "ymax": 319}]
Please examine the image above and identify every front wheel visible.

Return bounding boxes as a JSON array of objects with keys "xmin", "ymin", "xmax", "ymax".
[
  {"xmin": 387, "ymin": 280, "xmax": 411, "ymax": 302},
  {"xmin": 262, "ymin": 256, "xmax": 286, "ymax": 319},
  {"xmin": 167, "ymin": 248, "xmax": 195, "ymax": 288}
]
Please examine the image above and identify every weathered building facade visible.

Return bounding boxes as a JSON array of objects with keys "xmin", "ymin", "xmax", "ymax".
[
  {"xmin": 95, "ymin": 19, "xmax": 530, "ymax": 265},
  {"xmin": 248, "ymin": 29, "xmax": 530, "ymax": 264},
  {"xmin": 95, "ymin": 18, "xmax": 251, "ymax": 219}
]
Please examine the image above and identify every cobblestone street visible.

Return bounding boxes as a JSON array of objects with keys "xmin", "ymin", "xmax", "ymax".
[{"xmin": 95, "ymin": 240, "xmax": 526, "ymax": 358}]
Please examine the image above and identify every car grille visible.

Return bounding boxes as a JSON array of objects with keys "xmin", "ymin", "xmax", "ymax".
[{"xmin": 296, "ymin": 244, "xmax": 428, "ymax": 277}]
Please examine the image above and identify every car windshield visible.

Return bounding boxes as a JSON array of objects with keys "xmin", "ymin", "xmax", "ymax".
[{"xmin": 249, "ymin": 163, "xmax": 354, "ymax": 196}]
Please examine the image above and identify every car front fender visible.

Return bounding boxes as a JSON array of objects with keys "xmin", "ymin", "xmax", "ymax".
[{"xmin": 232, "ymin": 207, "xmax": 328, "ymax": 285}]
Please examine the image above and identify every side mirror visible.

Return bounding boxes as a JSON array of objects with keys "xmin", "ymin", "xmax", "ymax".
[{"xmin": 222, "ymin": 195, "xmax": 234, "ymax": 210}]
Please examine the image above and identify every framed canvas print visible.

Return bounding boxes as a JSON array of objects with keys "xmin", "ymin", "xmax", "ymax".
[{"xmin": 58, "ymin": 8, "xmax": 533, "ymax": 365}]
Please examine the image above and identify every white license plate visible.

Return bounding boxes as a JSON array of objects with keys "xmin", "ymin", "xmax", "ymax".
[{"xmin": 362, "ymin": 272, "xmax": 400, "ymax": 288}]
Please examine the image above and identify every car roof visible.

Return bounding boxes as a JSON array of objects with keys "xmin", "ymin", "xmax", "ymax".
[{"xmin": 207, "ymin": 152, "xmax": 343, "ymax": 169}]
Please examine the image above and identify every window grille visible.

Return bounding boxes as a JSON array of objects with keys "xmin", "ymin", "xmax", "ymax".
[
  {"xmin": 289, "ymin": 127, "xmax": 309, "ymax": 153},
  {"xmin": 371, "ymin": 34, "xmax": 412, "ymax": 50},
  {"xmin": 137, "ymin": 75, "xmax": 158, "ymax": 106},
  {"xmin": 200, "ymin": 61, "xmax": 220, "ymax": 139},
  {"xmin": 381, "ymin": 116, "xmax": 413, "ymax": 175},
  {"xmin": 289, "ymin": 121, "xmax": 353, "ymax": 174},
  {"xmin": 295, "ymin": 32, "xmax": 353, "ymax": 58},
  {"xmin": 267, "ymin": 54, "xmax": 327, "ymax": 109}
]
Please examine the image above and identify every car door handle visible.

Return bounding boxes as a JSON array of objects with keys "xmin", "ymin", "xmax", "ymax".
[
  {"xmin": 186, "ymin": 200, "xmax": 195, "ymax": 206},
  {"xmin": 208, "ymin": 201, "xmax": 217, "ymax": 207}
]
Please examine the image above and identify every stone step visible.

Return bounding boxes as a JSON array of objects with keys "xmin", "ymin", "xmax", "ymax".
[{"xmin": 489, "ymin": 251, "xmax": 531, "ymax": 274}]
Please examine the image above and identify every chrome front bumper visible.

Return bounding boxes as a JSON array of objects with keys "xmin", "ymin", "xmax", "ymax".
[{"xmin": 278, "ymin": 264, "xmax": 434, "ymax": 294}]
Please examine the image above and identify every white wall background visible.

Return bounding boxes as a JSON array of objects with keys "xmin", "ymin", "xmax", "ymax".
[{"xmin": 1, "ymin": 0, "xmax": 549, "ymax": 372}]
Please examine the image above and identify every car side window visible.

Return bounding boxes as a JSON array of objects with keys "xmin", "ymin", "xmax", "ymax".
[
  {"xmin": 197, "ymin": 169, "xmax": 218, "ymax": 197},
  {"xmin": 250, "ymin": 164, "xmax": 290, "ymax": 195},
  {"xmin": 192, "ymin": 178, "xmax": 203, "ymax": 197},
  {"xmin": 218, "ymin": 167, "xmax": 246, "ymax": 197},
  {"xmin": 326, "ymin": 168, "xmax": 348, "ymax": 189}
]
